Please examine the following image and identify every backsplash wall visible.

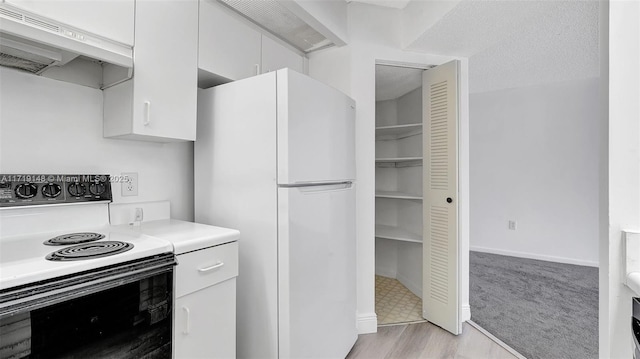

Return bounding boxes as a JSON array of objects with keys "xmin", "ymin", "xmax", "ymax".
[{"xmin": 0, "ymin": 68, "xmax": 194, "ymax": 221}]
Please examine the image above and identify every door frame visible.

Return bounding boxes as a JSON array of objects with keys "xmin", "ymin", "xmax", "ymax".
[{"xmin": 373, "ymin": 58, "xmax": 470, "ymax": 332}]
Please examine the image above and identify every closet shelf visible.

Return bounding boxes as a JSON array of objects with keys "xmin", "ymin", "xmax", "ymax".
[
  {"xmin": 375, "ymin": 157, "xmax": 422, "ymax": 168},
  {"xmin": 375, "ymin": 191, "xmax": 422, "ymax": 200},
  {"xmin": 375, "ymin": 224, "xmax": 422, "ymax": 243},
  {"xmin": 376, "ymin": 123, "xmax": 422, "ymax": 140}
]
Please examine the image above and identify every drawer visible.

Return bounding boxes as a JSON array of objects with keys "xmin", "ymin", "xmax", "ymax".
[{"xmin": 175, "ymin": 241, "xmax": 238, "ymax": 298}]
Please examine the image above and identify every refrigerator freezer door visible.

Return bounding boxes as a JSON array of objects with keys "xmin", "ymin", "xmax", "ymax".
[
  {"xmin": 277, "ymin": 183, "xmax": 357, "ymax": 358},
  {"xmin": 277, "ymin": 69, "xmax": 355, "ymax": 185}
]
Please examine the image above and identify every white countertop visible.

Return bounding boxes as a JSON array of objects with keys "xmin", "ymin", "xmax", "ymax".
[{"xmin": 114, "ymin": 219, "xmax": 240, "ymax": 255}]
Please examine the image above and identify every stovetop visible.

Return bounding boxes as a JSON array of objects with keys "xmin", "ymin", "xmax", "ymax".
[
  {"xmin": 0, "ymin": 173, "xmax": 174, "ymax": 291},
  {"xmin": 0, "ymin": 227, "xmax": 173, "ymax": 290}
]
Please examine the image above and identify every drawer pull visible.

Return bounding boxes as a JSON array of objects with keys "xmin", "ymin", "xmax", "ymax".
[{"xmin": 198, "ymin": 262, "xmax": 224, "ymax": 273}]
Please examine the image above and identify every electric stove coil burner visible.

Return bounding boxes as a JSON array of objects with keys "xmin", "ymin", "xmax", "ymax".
[
  {"xmin": 46, "ymin": 241, "xmax": 134, "ymax": 261},
  {"xmin": 44, "ymin": 232, "xmax": 105, "ymax": 246}
]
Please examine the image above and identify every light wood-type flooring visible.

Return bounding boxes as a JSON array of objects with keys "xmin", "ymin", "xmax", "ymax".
[{"xmin": 346, "ymin": 322, "xmax": 518, "ymax": 359}]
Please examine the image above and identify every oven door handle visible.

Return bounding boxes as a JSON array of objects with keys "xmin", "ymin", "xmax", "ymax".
[
  {"xmin": 198, "ymin": 262, "xmax": 224, "ymax": 273},
  {"xmin": 182, "ymin": 306, "xmax": 190, "ymax": 335}
]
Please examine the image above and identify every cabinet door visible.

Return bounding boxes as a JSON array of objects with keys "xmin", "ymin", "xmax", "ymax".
[
  {"xmin": 261, "ymin": 35, "xmax": 304, "ymax": 74},
  {"xmin": 132, "ymin": 0, "xmax": 198, "ymax": 140},
  {"xmin": 4, "ymin": 0, "xmax": 134, "ymax": 45},
  {"xmin": 422, "ymin": 60, "xmax": 460, "ymax": 335},
  {"xmin": 175, "ymin": 279, "xmax": 236, "ymax": 359},
  {"xmin": 199, "ymin": 0, "xmax": 261, "ymax": 81}
]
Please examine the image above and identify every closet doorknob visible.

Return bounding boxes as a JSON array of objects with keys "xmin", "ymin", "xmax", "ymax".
[{"xmin": 446, "ymin": 197, "xmax": 453, "ymax": 203}]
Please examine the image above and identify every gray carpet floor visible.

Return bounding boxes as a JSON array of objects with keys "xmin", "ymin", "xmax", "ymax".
[{"xmin": 469, "ymin": 251, "xmax": 598, "ymax": 359}]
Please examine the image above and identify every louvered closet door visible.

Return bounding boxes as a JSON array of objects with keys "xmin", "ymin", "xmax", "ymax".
[{"xmin": 422, "ymin": 60, "xmax": 460, "ymax": 335}]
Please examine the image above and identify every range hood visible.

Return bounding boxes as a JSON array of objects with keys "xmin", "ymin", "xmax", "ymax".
[{"xmin": 0, "ymin": 3, "xmax": 133, "ymax": 89}]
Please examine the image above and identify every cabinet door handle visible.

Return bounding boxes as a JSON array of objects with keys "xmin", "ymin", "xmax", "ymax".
[
  {"xmin": 198, "ymin": 262, "xmax": 224, "ymax": 273},
  {"xmin": 254, "ymin": 63, "xmax": 260, "ymax": 75},
  {"xmin": 143, "ymin": 101, "xmax": 151, "ymax": 126},
  {"xmin": 182, "ymin": 306, "xmax": 190, "ymax": 335}
]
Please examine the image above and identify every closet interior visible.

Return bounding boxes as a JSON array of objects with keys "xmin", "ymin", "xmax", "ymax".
[{"xmin": 374, "ymin": 64, "xmax": 425, "ymax": 325}]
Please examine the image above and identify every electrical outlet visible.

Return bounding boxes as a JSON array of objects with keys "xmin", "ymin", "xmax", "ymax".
[
  {"xmin": 121, "ymin": 172, "xmax": 138, "ymax": 197},
  {"xmin": 508, "ymin": 220, "xmax": 517, "ymax": 230}
]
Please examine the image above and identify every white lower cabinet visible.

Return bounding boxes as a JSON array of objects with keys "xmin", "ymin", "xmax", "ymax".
[
  {"xmin": 175, "ymin": 280, "xmax": 236, "ymax": 359},
  {"xmin": 174, "ymin": 242, "xmax": 238, "ymax": 359}
]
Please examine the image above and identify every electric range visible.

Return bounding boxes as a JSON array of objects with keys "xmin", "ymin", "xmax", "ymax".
[{"xmin": 0, "ymin": 174, "xmax": 175, "ymax": 359}]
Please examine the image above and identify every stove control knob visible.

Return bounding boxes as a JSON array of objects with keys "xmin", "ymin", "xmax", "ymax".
[
  {"xmin": 89, "ymin": 181, "xmax": 106, "ymax": 195},
  {"xmin": 15, "ymin": 183, "xmax": 37, "ymax": 199},
  {"xmin": 42, "ymin": 183, "xmax": 62, "ymax": 198},
  {"xmin": 68, "ymin": 182, "xmax": 86, "ymax": 197}
]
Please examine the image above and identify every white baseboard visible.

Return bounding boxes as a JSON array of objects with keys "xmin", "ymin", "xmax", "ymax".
[
  {"xmin": 470, "ymin": 245, "xmax": 599, "ymax": 267},
  {"xmin": 461, "ymin": 304, "xmax": 471, "ymax": 321},
  {"xmin": 357, "ymin": 312, "xmax": 377, "ymax": 334},
  {"xmin": 396, "ymin": 273, "xmax": 422, "ymax": 299}
]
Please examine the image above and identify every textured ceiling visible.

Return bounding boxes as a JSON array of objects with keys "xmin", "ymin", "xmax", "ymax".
[
  {"xmin": 406, "ymin": 0, "xmax": 600, "ymax": 93},
  {"xmin": 346, "ymin": 0, "xmax": 411, "ymax": 10},
  {"xmin": 375, "ymin": 65, "xmax": 424, "ymax": 101}
]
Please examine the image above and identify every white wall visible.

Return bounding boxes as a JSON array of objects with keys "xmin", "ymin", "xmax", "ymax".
[
  {"xmin": 375, "ymin": 238, "xmax": 398, "ymax": 278},
  {"xmin": 309, "ymin": 2, "xmax": 470, "ymax": 333},
  {"xmin": 308, "ymin": 45, "xmax": 351, "ymax": 96},
  {"xmin": 0, "ymin": 68, "xmax": 194, "ymax": 221},
  {"xmin": 600, "ymin": 1, "xmax": 640, "ymax": 358},
  {"xmin": 470, "ymin": 78, "xmax": 600, "ymax": 266}
]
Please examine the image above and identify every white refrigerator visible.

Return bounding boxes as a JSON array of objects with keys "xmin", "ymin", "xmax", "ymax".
[{"xmin": 195, "ymin": 69, "xmax": 357, "ymax": 359}]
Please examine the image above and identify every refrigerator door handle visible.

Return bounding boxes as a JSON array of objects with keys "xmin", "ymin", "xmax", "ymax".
[
  {"xmin": 279, "ymin": 181, "xmax": 353, "ymax": 188},
  {"xmin": 283, "ymin": 181, "xmax": 354, "ymax": 194}
]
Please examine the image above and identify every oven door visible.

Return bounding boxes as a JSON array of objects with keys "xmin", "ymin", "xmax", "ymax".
[{"xmin": 0, "ymin": 253, "xmax": 175, "ymax": 359}]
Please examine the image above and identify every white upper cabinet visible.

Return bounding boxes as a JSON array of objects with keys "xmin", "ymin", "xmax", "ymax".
[
  {"xmin": 103, "ymin": 0, "xmax": 198, "ymax": 142},
  {"xmin": 4, "ymin": 0, "xmax": 134, "ymax": 45},
  {"xmin": 261, "ymin": 36, "xmax": 304, "ymax": 74},
  {"xmin": 198, "ymin": 0, "xmax": 305, "ymax": 87},
  {"xmin": 199, "ymin": 0, "xmax": 261, "ymax": 82}
]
